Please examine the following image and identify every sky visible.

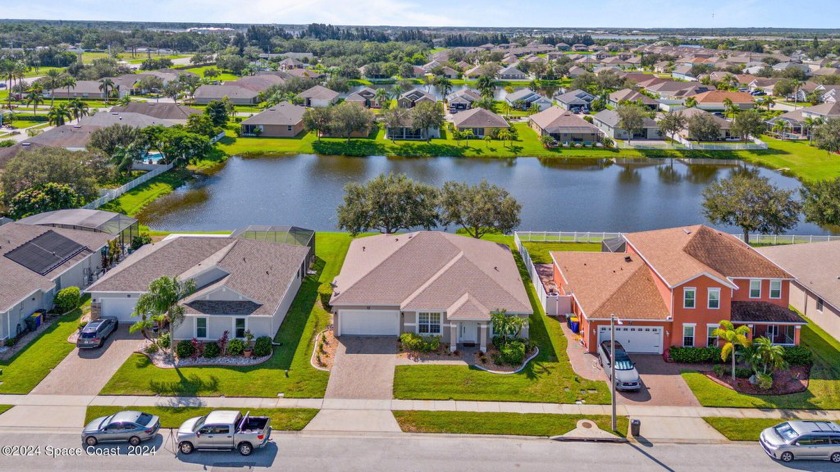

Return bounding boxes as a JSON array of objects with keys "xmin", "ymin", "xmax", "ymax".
[{"xmin": 4, "ymin": 0, "xmax": 840, "ymax": 29}]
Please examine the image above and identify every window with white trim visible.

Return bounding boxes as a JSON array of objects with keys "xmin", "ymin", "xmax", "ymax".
[
  {"xmin": 706, "ymin": 324, "xmax": 719, "ymax": 347},
  {"xmin": 683, "ymin": 324, "xmax": 695, "ymax": 347},
  {"xmin": 234, "ymin": 318, "xmax": 246, "ymax": 338},
  {"xmin": 817, "ymin": 298, "xmax": 824, "ymax": 312},
  {"xmin": 749, "ymin": 279, "xmax": 761, "ymax": 298},
  {"xmin": 683, "ymin": 288, "xmax": 696, "ymax": 309},
  {"xmin": 769, "ymin": 280, "xmax": 782, "ymax": 299},
  {"xmin": 196, "ymin": 317, "xmax": 208, "ymax": 339},
  {"xmin": 708, "ymin": 288, "xmax": 721, "ymax": 309},
  {"xmin": 418, "ymin": 312, "xmax": 442, "ymax": 335}
]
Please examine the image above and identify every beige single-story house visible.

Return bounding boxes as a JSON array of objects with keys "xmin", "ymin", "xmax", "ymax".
[
  {"xmin": 450, "ymin": 107, "xmax": 509, "ymax": 138},
  {"xmin": 529, "ymin": 106, "xmax": 603, "ymax": 143},
  {"xmin": 297, "ymin": 85, "xmax": 340, "ymax": 108},
  {"xmin": 240, "ymin": 102, "xmax": 306, "ymax": 137},
  {"xmin": 330, "ymin": 232, "xmax": 532, "ymax": 352},
  {"xmin": 592, "ymin": 109, "xmax": 662, "ymax": 140}
]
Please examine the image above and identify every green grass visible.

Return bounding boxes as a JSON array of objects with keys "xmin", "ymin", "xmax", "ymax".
[
  {"xmin": 394, "ymin": 411, "xmax": 628, "ymax": 437},
  {"xmin": 0, "ymin": 306, "xmax": 83, "ymax": 394},
  {"xmin": 683, "ymin": 320, "xmax": 840, "ymax": 409},
  {"xmin": 393, "ymin": 239, "xmax": 610, "ymax": 404},
  {"xmin": 522, "ymin": 242, "xmax": 601, "ymax": 264},
  {"xmin": 0, "ymin": 405, "xmax": 12, "ymax": 416},
  {"xmin": 174, "ymin": 65, "xmax": 240, "ymax": 82},
  {"xmin": 85, "ymin": 406, "xmax": 318, "ymax": 430},
  {"xmin": 26, "ymin": 66, "xmax": 64, "ymax": 78},
  {"xmin": 99, "ymin": 232, "xmax": 352, "ymax": 398},
  {"xmin": 738, "ymin": 138, "xmax": 840, "ymax": 182},
  {"xmin": 100, "ymin": 170, "xmax": 188, "ymax": 217},
  {"xmin": 702, "ymin": 417, "xmax": 781, "ymax": 441}
]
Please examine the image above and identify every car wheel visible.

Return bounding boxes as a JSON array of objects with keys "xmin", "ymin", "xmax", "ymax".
[
  {"xmin": 831, "ymin": 452, "xmax": 840, "ymax": 463},
  {"xmin": 85, "ymin": 436, "xmax": 98, "ymax": 447},
  {"xmin": 178, "ymin": 442, "xmax": 194, "ymax": 455},
  {"xmin": 98, "ymin": 339, "xmax": 104, "ymax": 348},
  {"xmin": 780, "ymin": 451, "xmax": 794, "ymax": 462},
  {"xmin": 238, "ymin": 442, "xmax": 253, "ymax": 456},
  {"xmin": 128, "ymin": 436, "xmax": 141, "ymax": 446}
]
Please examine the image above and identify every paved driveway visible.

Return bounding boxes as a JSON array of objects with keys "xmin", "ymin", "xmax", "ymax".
[
  {"xmin": 617, "ymin": 355, "xmax": 701, "ymax": 407},
  {"xmin": 31, "ymin": 326, "xmax": 143, "ymax": 396},
  {"xmin": 324, "ymin": 337, "xmax": 396, "ymax": 400}
]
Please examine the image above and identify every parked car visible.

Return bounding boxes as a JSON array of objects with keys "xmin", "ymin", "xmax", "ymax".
[
  {"xmin": 177, "ymin": 410, "xmax": 272, "ymax": 456},
  {"xmin": 77, "ymin": 317, "xmax": 118, "ymax": 349},
  {"xmin": 598, "ymin": 340, "xmax": 641, "ymax": 391},
  {"xmin": 760, "ymin": 421, "xmax": 840, "ymax": 463},
  {"xmin": 81, "ymin": 410, "xmax": 160, "ymax": 447}
]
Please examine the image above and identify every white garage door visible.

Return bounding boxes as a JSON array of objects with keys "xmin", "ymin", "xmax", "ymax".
[
  {"xmin": 99, "ymin": 296, "xmax": 139, "ymax": 322},
  {"xmin": 598, "ymin": 326, "xmax": 663, "ymax": 354},
  {"xmin": 339, "ymin": 310, "xmax": 400, "ymax": 336}
]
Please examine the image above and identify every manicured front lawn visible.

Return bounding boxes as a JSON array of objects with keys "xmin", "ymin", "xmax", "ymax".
[
  {"xmin": 394, "ymin": 411, "xmax": 628, "ymax": 437},
  {"xmin": 99, "ymin": 232, "xmax": 352, "ymax": 398},
  {"xmin": 739, "ymin": 138, "xmax": 840, "ymax": 182},
  {"xmin": 682, "ymin": 321, "xmax": 840, "ymax": 409},
  {"xmin": 85, "ymin": 406, "xmax": 318, "ymax": 430},
  {"xmin": 702, "ymin": 417, "xmax": 781, "ymax": 441},
  {"xmin": 0, "ymin": 307, "xmax": 83, "ymax": 394},
  {"xmin": 522, "ymin": 242, "xmax": 601, "ymax": 264},
  {"xmin": 393, "ymin": 245, "xmax": 609, "ymax": 404}
]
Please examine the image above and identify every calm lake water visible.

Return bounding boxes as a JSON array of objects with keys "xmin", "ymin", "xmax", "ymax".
[{"xmin": 139, "ymin": 155, "xmax": 828, "ymax": 235}]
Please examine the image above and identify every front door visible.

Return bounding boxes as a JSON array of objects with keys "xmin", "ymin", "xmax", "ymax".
[{"xmin": 459, "ymin": 322, "xmax": 478, "ymax": 344}]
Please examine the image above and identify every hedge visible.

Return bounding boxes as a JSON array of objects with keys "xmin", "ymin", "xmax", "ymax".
[
  {"xmin": 782, "ymin": 346, "xmax": 812, "ymax": 365},
  {"xmin": 669, "ymin": 346, "xmax": 723, "ymax": 364}
]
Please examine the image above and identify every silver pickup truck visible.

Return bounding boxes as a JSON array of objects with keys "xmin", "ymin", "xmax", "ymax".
[{"xmin": 176, "ymin": 410, "xmax": 271, "ymax": 456}]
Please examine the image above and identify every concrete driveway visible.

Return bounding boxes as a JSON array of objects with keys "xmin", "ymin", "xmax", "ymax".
[
  {"xmin": 617, "ymin": 355, "xmax": 700, "ymax": 407},
  {"xmin": 31, "ymin": 326, "xmax": 143, "ymax": 396},
  {"xmin": 324, "ymin": 336, "xmax": 396, "ymax": 400}
]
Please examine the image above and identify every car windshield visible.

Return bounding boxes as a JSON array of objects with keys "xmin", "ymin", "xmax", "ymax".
[
  {"xmin": 775, "ymin": 423, "xmax": 799, "ymax": 441},
  {"xmin": 138, "ymin": 413, "xmax": 153, "ymax": 426},
  {"xmin": 194, "ymin": 416, "xmax": 206, "ymax": 431},
  {"xmin": 614, "ymin": 360, "xmax": 634, "ymax": 370}
]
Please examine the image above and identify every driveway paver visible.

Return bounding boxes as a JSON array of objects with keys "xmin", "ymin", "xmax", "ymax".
[
  {"xmin": 30, "ymin": 326, "xmax": 143, "ymax": 396},
  {"xmin": 618, "ymin": 355, "xmax": 701, "ymax": 408},
  {"xmin": 325, "ymin": 336, "xmax": 396, "ymax": 400}
]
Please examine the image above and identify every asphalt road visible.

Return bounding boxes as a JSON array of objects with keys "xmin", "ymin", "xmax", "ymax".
[{"xmin": 0, "ymin": 430, "xmax": 834, "ymax": 472}]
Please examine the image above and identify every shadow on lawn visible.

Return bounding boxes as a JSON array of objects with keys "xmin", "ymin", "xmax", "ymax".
[{"xmin": 149, "ymin": 368, "xmax": 220, "ymax": 396}]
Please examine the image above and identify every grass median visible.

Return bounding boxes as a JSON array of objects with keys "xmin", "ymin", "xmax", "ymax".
[
  {"xmin": 85, "ymin": 406, "xmax": 318, "ymax": 431},
  {"xmin": 394, "ymin": 411, "xmax": 628, "ymax": 437},
  {"xmin": 702, "ymin": 417, "xmax": 782, "ymax": 441}
]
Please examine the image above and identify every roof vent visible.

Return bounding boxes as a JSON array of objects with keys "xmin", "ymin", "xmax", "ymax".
[
  {"xmin": 624, "ymin": 256, "xmax": 632, "ymax": 263},
  {"xmin": 683, "ymin": 228, "xmax": 692, "ymax": 234}
]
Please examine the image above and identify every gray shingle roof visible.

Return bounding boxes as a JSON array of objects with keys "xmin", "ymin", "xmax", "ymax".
[
  {"xmin": 241, "ymin": 102, "xmax": 306, "ymax": 126},
  {"xmin": 297, "ymin": 85, "xmax": 339, "ymax": 101},
  {"xmin": 451, "ymin": 107, "xmax": 509, "ymax": 129},
  {"xmin": 758, "ymin": 241, "xmax": 840, "ymax": 313}
]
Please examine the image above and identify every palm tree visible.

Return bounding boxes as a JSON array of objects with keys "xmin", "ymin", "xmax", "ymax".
[
  {"xmin": 772, "ymin": 119, "xmax": 787, "ymax": 138},
  {"xmin": 373, "ymin": 87, "xmax": 390, "ymax": 109},
  {"xmin": 791, "ymin": 79, "xmax": 803, "ymax": 108},
  {"xmin": 45, "ymin": 68, "xmax": 62, "ymax": 107},
  {"xmin": 723, "ymin": 98, "xmax": 738, "ymax": 119},
  {"xmin": 528, "ymin": 102, "xmax": 541, "ymax": 115},
  {"xmin": 476, "ymin": 75, "xmax": 495, "ymax": 99},
  {"xmin": 47, "ymin": 103, "xmax": 72, "ymax": 126},
  {"xmin": 130, "ymin": 276, "xmax": 196, "ymax": 346},
  {"xmin": 713, "ymin": 320, "xmax": 752, "ymax": 380},
  {"xmin": 761, "ymin": 95, "xmax": 775, "ymax": 113},
  {"xmin": 436, "ymin": 76, "xmax": 453, "ymax": 98},
  {"xmin": 13, "ymin": 60, "xmax": 28, "ymax": 99},
  {"xmin": 99, "ymin": 78, "xmax": 115, "ymax": 104},
  {"xmin": 68, "ymin": 98, "xmax": 89, "ymax": 124},
  {"xmin": 61, "ymin": 74, "xmax": 76, "ymax": 99},
  {"xmin": 24, "ymin": 86, "xmax": 44, "ymax": 118},
  {"xmin": 803, "ymin": 116, "xmax": 824, "ymax": 143},
  {"xmin": 684, "ymin": 96, "xmax": 697, "ymax": 108},
  {"xmin": 749, "ymin": 337, "xmax": 788, "ymax": 376},
  {"xmin": 0, "ymin": 59, "xmax": 14, "ymax": 109}
]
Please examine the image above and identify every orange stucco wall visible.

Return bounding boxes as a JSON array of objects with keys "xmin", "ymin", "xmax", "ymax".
[
  {"xmin": 731, "ymin": 278, "xmax": 790, "ymax": 307},
  {"xmin": 672, "ymin": 275, "xmax": 734, "ymax": 347}
]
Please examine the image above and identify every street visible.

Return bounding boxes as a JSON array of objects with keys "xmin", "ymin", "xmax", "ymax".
[{"xmin": 0, "ymin": 430, "xmax": 832, "ymax": 472}]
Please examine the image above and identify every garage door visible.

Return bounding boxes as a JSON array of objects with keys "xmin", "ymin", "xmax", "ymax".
[
  {"xmin": 339, "ymin": 310, "xmax": 400, "ymax": 336},
  {"xmin": 99, "ymin": 296, "xmax": 139, "ymax": 322},
  {"xmin": 598, "ymin": 326, "xmax": 663, "ymax": 354}
]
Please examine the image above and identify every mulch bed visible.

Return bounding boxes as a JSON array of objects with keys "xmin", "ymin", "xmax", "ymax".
[
  {"xmin": 473, "ymin": 345, "xmax": 538, "ymax": 373},
  {"xmin": 397, "ymin": 342, "xmax": 463, "ymax": 362},
  {"xmin": 311, "ymin": 328, "xmax": 338, "ymax": 370},
  {"xmin": 702, "ymin": 365, "xmax": 810, "ymax": 395}
]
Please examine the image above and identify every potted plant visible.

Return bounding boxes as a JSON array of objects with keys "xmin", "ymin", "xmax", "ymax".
[{"xmin": 243, "ymin": 330, "xmax": 254, "ymax": 358}]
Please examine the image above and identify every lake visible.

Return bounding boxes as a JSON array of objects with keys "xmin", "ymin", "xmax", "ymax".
[{"xmin": 139, "ymin": 154, "xmax": 828, "ymax": 235}]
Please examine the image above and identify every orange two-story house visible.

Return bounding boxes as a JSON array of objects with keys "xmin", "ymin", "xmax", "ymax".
[{"xmin": 549, "ymin": 225, "xmax": 806, "ymax": 354}]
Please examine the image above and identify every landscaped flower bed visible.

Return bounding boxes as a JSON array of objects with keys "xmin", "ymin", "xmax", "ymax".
[
  {"xmin": 311, "ymin": 328, "xmax": 338, "ymax": 370},
  {"xmin": 139, "ymin": 330, "xmax": 274, "ymax": 368},
  {"xmin": 703, "ymin": 365, "xmax": 810, "ymax": 395}
]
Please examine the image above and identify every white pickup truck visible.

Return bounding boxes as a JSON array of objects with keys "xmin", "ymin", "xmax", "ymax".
[{"xmin": 176, "ymin": 410, "xmax": 271, "ymax": 456}]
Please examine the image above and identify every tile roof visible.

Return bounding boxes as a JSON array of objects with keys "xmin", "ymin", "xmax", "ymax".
[
  {"xmin": 451, "ymin": 107, "xmax": 509, "ymax": 129},
  {"xmin": 689, "ymin": 90, "xmax": 755, "ymax": 104},
  {"xmin": 551, "ymin": 251, "xmax": 670, "ymax": 320},
  {"xmin": 331, "ymin": 232, "xmax": 531, "ymax": 319},
  {"xmin": 757, "ymin": 240, "xmax": 840, "ymax": 312}
]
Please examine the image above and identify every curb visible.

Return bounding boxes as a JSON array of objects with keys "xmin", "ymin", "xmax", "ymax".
[{"xmin": 551, "ymin": 435, "xmax": 628, "ymax": 443}]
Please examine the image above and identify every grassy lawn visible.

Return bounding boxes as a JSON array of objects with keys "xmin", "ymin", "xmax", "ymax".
[
  {"xmin": 100, "ymin": 170, "xmax": 188, "ymax": 217},
  {"xmin": 99, "ymin": 232, "xmax": 352, "ymax": 398},
  {"xmin": 394, "ymin": 411, "xmax": 628, "ymax": 437},
  {"xmin": 0, "ymin": 405, "xmax": 12, "ymax": 416},
  {"xmin": 702, "ymin": 417, "xmax": 780, "ymax": 442},
  {"xmin": 738, "ymin": 138, "xmax": 840, "ymax": 182},
  {"xmin": 0, "ymin": 306, "xmax": 83, "ymax": 394},
  {"xmin": 85, "ymin": 406, "xmax": 318, "ymax": 430},
  {"xmin": 393, "ymin": 239, "xmax": 609, "ymax": 404},
  {"xmin": 174, "ymin": 65, "xmax": 241, "ymax": 82},
  {"xmin": 682, "ymin": 320, "xmax": 840, "ymax": 409},
  {"xmin": 522, "ymin": 242, "xmax": 601, "ymax": 264}
]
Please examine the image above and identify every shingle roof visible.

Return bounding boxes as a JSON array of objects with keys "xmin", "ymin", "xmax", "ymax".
[
  {"xmin": 241, "ymin": 102, "xmax": 306, "ymax": 126},
  {"xmin": 331, "ymin": 232, "xmax": 531, "ymax": 319},
  {"xmin": 109, "ymin": 102, "xmax": 200, "ymax": 121},
  {"xmin": 451, "ymin": 107, "xmax": 509, "ymax": 129},
  {"xmin": 79, "ymin": 112, "xmax": 181, "ymax": 128},
  {"xmin": 757, "ymin": 240, "xmax": 840, "ymax": 312},
  {"xmin": 530, "ymin": 107, "xmax": 600, "ymax": 134},
  {"xmin": 676, "ymin": 107, "xmax": 732, "ymax": 130},
  {"xmin": 730, "ymin": 301, "xmax": 805, "ymax": 324},
  {"xmin": 552, "ymin": 251, "xmax": 670, "ymax": 320},
  {"xmin": 593, "ymin": 109, "xmax": 657, "ymax": 129},
  {"xmin": 297, "ymin": 85, "xmax": 339, "ymax": 101},
  {"xmin": 194, "ymin": 84, "xmax": 259, "ymax": 100}
]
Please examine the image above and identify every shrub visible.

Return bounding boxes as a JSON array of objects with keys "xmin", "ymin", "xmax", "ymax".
[
  {"xmin": 253, "ymin": 336, "xmax": 272, "ymax": 357},
  {"xmin": 227, "ymin": 338, "xmax": 245, "ymax": 356},
  {"xmin": 78, "ymin": 320, "xmax": 88, "ymax": 331},
  {"xmin": 4, "ymin": 336, "xmax": 17, "ymax": 348},
  {"xmin": 157, "ymin": 332, "xmax": 171, "ymax": 349},
  {"xmin": 756, "ymin": 372, "xmax": 773, "ymax": 390},
  {"xmin": 190, "ymin": 338, "xmax": 203, "ymax": 360},
  {"xmin": 131, "ymin": 234, "xmax": 152, "ymax": 250},
  {"xmin": 53, "ymin": 286, "xmax": 81, "ymax": 313},
  {"xmin": 203, "ymin": 342, "xmax": 221, "ymax": 358},
  {"xmin": 783, "ymin": 346, "xmax": 812, "ymax": 366},
  {"xmin": 735, "ymin": 367, "xmax": 753, "ymax": 379},
  {"xmin": 668, "ymin": 346, "xmax": 723, "ymax": 364},
  {"xmin": 492, "ymin": 353, "xmax": 503, "ymax": 365},
  {"xmin": 500, "ymin": 340, "xmax": 526, "ymax": 365},
  {"xmin": 399, "ymin": 332, "xmax": 440, "ymax": 353},
  {"xmin": 713, "ymin": 364, "xmax": 725, "ymax": 378},
  {"xmin": 218, "ymin": 330, "xmax": 229, "ymax": 355},
  {"xmin": 144, "ymin": 342, "xmax": 159, "ymax": 354},
  {"xmin": 176, "ymin": 339, "xmax": 195, "ymax": 359}
]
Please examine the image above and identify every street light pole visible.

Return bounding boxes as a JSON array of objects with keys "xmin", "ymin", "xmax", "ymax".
[{"xmin": 611, "ymin": 314, "xmax": 617, "ymax": 432}]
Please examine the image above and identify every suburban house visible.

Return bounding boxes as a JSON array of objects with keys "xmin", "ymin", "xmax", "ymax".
[
  {"xmin": 277, "ymin": 58, "xmax": 305, "ymax": 70},
  {"xmin": 592, "ymin": 109, "xmax": 662, "ymax": 140},
  {"xmin": 771, "ymin": 102, "xmax": 840, "ymax": 137},
  {"xmin": 1, "ymin": 209, "xmax": 138, "ymax": 343},
  {"xmin": 608, "ymin": 88, "xmax": 659, "ymax": 110},
  {"xmin": 504, "ymin": 89, "xmax": 553, "ymax": 111},
  {"xmin": 677, "ymin": 108, "xmax": 733, "ymax": 140},
  {"xmin": 689, "ymin": 90, "xmax": 756, "ymax": 112},
  {"xmin": 194, "ymin": 84, "xmax": 260, "ymax": 105},
  {"xmin": 384, "ymin": 114, "xmax": 441, "ymax": 140},
  {"xmin": 329, "ymin": 232, "xmax": 532, "ymax": 352},
  {"xmin": 555, "ymin": 89, "xmax": 595, "ymax": 112},
  {"xmin": 108, "ymin": 102, "xmax": 201, "ymax": 121},
  {"xmin": 50, "ymin": 80, "xmax": 110, "ymax": 100},
  {"xmin": 758, "ymin": 241, "xmax": 840, "ymax": 342},
  {"xmin": 450, "ymin": 107, "xmax": 509, "ymax": 138},
  {"xmin": 397, "ymin": 89, "xmax": 436, "ymax": 109},
  {"xmin": 344, "ymin": 87, "xmax": 380, "ymax": 108},
  {"xmin": 529, "ymin": 106, "xmax": 603, "ymax": 143},
  {"xmin": 86, "ymin": 231, "xmax": 312, "ymax": 341},
  {"xmin": 496, "ymin": 64, "xmax": 528, "ymax": 80},
  {"xmin": 296, "ymin": 85, "xmax": 340, "ymax": 108},
  {"xmin": 446, "ymin": 88, "xmax": 482, "ymax": 112},
  {"xmin": 547, "ymin": 225, "xmax": 804, "ymax": 354},
  {"xmin": 240, "ymin": 102, "xmax": 306, "ymax": 137}
]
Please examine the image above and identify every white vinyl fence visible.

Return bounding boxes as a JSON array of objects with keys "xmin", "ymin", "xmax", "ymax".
[
  {"xmin": 83, "ymin": 164, "xmax": 173, "ymax": 209},
  {"xmin": 516, "ymin": 230, "xmax": 840, "ymax": 247}
]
